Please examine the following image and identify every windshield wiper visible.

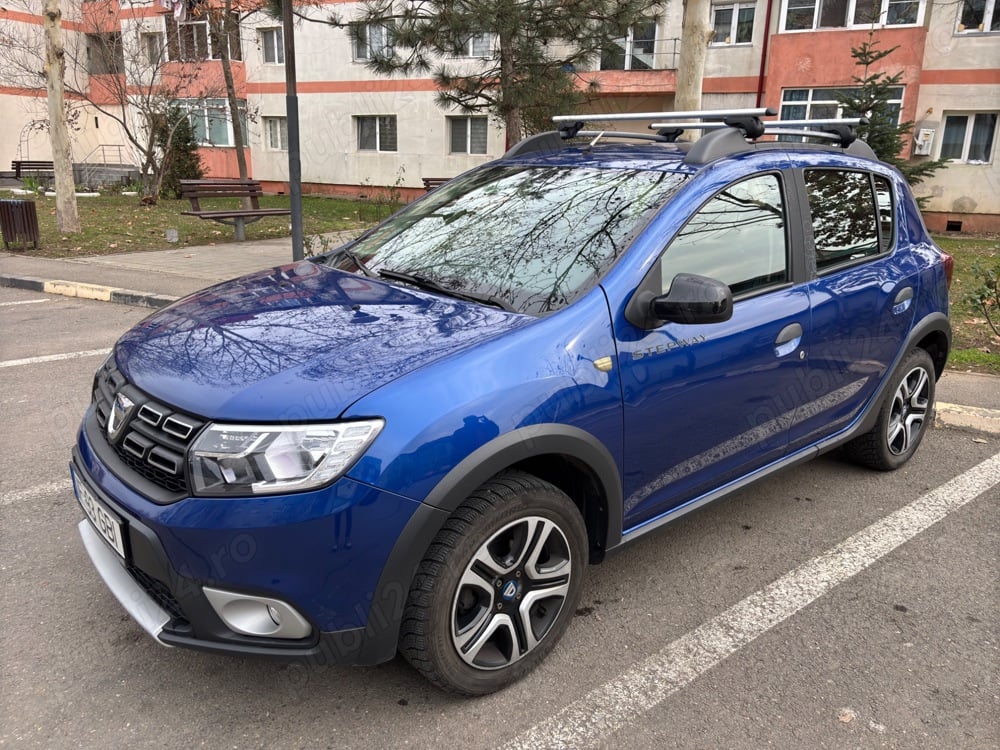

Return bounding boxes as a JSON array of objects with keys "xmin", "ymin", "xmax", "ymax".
[
  {"xmin": 378, "ymin": 269, "xmax": 516, "ymax": 312},
  {"xmin": 322, "ymin": 245, "xmax": 377, "ymax": 277}
]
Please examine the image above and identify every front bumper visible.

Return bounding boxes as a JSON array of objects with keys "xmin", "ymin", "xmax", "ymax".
[{"xmin": 72, "ymin": 418, "xmax": 447, "ymax": 664}]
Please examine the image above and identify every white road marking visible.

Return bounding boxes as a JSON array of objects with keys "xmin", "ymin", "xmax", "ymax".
[
  {"xmin": 510, "ymin": 451, "xmax": 1000, "ymax": 750},
  {"xmin": 0, "ymin": 298, "xmax": 51, "ymax": 307},
  {"xmin": 0, "ymin": 480, "xmax": 73, "ymax": 508},
  {"xmin": 0, "ymin": 348, "xmax": 108, "ymax": 369}
]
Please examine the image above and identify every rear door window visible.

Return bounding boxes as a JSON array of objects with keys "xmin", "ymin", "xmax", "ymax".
[{"xmin": 805, "ymin": 170, "xmax": 894, "ymax": 271}]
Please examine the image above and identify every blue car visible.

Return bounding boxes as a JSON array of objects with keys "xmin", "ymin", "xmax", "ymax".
[{"xmin": 72, "ymin": 110, "xmax": 953, "ymax": 695}]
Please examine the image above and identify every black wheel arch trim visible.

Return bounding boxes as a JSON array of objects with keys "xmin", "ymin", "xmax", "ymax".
[
  {"xmin": 356, "ymin": 424, "xmax": 624, "ymax": 663},
  {"xmin": 830, "ymin": 312, "xmax": 950, "ymax": 446},
  {"xmin": 422, "ymin": 423, "xmax": 623, "ymax": 542}
]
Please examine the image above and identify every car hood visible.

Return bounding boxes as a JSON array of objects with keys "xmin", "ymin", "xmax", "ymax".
[{"xmin": 115, "ymin": 262, "xmax": 530, "ymax": 421}]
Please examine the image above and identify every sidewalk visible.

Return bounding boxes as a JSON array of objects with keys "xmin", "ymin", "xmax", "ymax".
[{"xmin": 2, "ymin": 239, "xmax": 998, "ymax": 431}]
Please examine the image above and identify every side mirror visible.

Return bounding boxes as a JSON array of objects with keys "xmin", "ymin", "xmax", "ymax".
[{"xmin": 651, "ymin": 273, "xmax": 733, "ymax": 324}]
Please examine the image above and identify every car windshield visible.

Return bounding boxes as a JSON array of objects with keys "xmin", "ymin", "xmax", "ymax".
[{"xmin": 323, "ymin": 164, "xmax": 685, "ymax": 315}]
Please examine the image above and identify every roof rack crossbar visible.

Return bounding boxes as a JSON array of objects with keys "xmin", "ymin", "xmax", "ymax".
[
  {"xmin": 575, "ymin": 130, "xmax": 670, "ymax": 143},
  {"xmin": 552, "ymin": 108, "xmax": 775, "ymax": 124}
]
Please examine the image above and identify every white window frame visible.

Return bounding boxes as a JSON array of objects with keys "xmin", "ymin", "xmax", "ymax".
[
  {"xmin": 354, "ymin": 24, "xmax": 393, "ymax": 61},
  {"xmin": 780, "ymin": 0, "xmax": 926, "ymax": 31},
  {"xmin": 711, "ymin": 2, "xmax": 756, "ymax": 45},
  {"xmin": 779, "ymin": 86, "xmax": 904, "ymax": 123},
  {"xmin": 356, "ymin": 115, "xmax": 398, "ymax": 152},
  {"xmin": 141, "ymin": 31, "xmax": 166, "ymax": 67},
  {"xmin": 264, "ymin": 116, "xmax": 288, "ymax": 151},
  {"xmin": 600, "ymin": 19, "xmax": 658, "ymax": 71},
  {"xmin": 455, "ymin": 33, "xmax": 493, "ymax": 57},
  {"xmin": 449, "ymin": 116, "xmax": 489, "ymax": 154},
  {"xmin": 939, "ymin": 112, "xmax": 998, "ymax": 163},
  {"xmin": 179, "ymin": 98, "xmax": 248, "ymax": 148},
  {"xmin": 260, "ymin": 27, "xmax": 284, "ymax": 65},
  {"xmin": 956, "ymin": 0, "xmax": 999, "ymax": 32}
]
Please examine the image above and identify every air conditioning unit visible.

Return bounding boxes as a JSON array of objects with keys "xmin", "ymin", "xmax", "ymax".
[{"xmin": 914, "ymin": 128, "xmax": 935, "ymax": 156}]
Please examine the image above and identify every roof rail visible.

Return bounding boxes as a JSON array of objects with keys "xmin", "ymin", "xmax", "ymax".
[
  {"xmin": 505, "ymin": 110, "xmax": 877, "ymax": 163},
  {"xmin": 551, "ymin": 108, "xmax": 775, "ymax": 124}
]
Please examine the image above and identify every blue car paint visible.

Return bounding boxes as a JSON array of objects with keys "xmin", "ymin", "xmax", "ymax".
[{"xmin": 71, "ymin": 134, "xmax": 952, "ymax": 665}]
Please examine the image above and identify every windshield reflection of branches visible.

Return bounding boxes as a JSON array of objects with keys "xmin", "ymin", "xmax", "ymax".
[{"xmin": 354, "ymin": 166, "xmax": 683, "ymax": 314}]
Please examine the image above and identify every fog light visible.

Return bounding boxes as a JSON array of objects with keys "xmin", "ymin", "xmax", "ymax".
[{"xmin": 203, "ymin": 587, "xmax": 312, "ymax": 640}]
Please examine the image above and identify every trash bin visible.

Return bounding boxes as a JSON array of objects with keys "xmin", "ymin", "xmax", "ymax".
[{"xmin": 0, "ymin": 199, "xmax": 40, "ymax": 251}]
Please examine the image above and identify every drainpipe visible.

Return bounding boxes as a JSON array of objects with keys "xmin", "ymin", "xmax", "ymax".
[{"xmin": 755, "ymin": 0, "xmax": 776, "ymax": 108}]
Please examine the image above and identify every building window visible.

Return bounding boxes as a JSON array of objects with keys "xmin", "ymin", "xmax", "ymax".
[
  {"xmin": 712, "ymin": 3, "xmax": 755, "ymax": 44},
  {"xmin": 264, "ymin": 117, "xmax": 288, "ymax": 151},
  {"xmin": 260, "ymin": 27, "xmax": 284, "ymax": 64},
  {"xmin": 940, "ymin": 113, "xmax": 997, "ymax": 163},
  {"xmin": 356, "ymin": 115, "xmax": 398, "ymax": 152},
  {"xmin": 353, "ymin": 24, "xmax": 393, "ymax": 61},
  {"xmin": 86, "ymin": 33, "xmax": 125, "ymax": 75},
  {"xmin": 166, "ymin": 14, "xmax": 242, "ymax": 62},
  {"xmin": 782, "ymin": 0, "xmax": 925, "ymax": 30},
  {"xmin": 180, "ymin": 98, "xmax": 248, "ymax": 147},
  {"xmin": 449, "ymin": 117, "xmax": 489, "ymax": 154},
  {"xmin": 780, "ymin": 86, "xmax": 904, "ymax": 122},
  {"xmin": 455, "ymin": 33, "xmax": 492, "ymax": 57},
  {"xmin": 141, "ymin": 32, "xmax": 166, "ymax": 67},
  {"xmin": 958, "ymin": 0, "xmax": 1000, "ymax": 32},
  {"xmin": 600, "ymin": 20, "xmax": 658, "ymax": 70}
]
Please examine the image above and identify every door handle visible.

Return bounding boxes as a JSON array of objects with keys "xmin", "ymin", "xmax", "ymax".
[{"xmin": 774, "ymin": 323, "xmax": 803, "ymax": 358}]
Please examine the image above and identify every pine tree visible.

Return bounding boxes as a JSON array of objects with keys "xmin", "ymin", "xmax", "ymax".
[
  {"xmin": 342, "ymin": 0, "xmax": 662, "ymax": 144},
  {"xmin": 837, "ymin": 31, "xmax": 944, "ymax": 187}
]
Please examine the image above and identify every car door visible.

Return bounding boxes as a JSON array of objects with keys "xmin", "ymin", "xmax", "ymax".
[
  {"xmin": 787, "ymin": 168, "xmax": 918, "ymax": 449},
  {"xmin": 612, "ymin": 172, "xmax": 811, "ymax": 531}
]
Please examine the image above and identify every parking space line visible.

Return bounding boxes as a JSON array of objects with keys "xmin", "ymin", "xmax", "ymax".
[
  {"xmin": 0, "ymin": 348, "xmax": 108, "ymax": 369},
  {"xmin": 509, "ymin": 451, "xmax": 1000, "ymax": 750},
  {"xmin": 0, "ymin": 298, "xmax": 51, "ymax": 307}
]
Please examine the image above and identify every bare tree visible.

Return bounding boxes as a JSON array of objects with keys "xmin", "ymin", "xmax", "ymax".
[
  {"xmin": 675, "ymin": 0, "xmax": 712, "ymax": 113},
  {"xmin": 0, "ymin": 0, "xmax": 228, "ymax": 201},
  {"xmin": 42, "ymin": 0, "xmax": 80, "ymax": 232}
]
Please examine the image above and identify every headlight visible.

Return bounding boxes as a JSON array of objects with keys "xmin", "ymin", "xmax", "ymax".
[{"xmin": 189, "ymin": 420, "xmax": 383, "ymax": 496}]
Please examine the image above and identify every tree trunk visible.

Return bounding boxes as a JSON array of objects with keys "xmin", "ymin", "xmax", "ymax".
[
  {"xmin": 498, "ymin": 29, "xmax": 522, "ymax": 146},
  {"xmin": 675, "ymin": 0, "xmax": 714, "ymax": 115},
  {"xmin": 42, "ymin": 0, "xmax": 79, "ymax": 233},
  {"xmin": 218, "ymin": 6, "xmax": 248, "ymax": 180}
]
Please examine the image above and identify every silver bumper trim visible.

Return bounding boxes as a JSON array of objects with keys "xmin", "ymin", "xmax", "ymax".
[{"xmin": 78, "ymin": 520, "xmax": 173, "ymax": 646}]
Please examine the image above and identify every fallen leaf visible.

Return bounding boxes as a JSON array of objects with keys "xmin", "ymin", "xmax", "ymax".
[{"xmin": 838, "ymin": 708, "xmax": 856, "ymax": 724}]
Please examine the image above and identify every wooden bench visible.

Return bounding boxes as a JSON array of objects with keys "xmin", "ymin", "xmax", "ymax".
[
  {"xmin": 11, "ymin": 160, "xmax": 54, "ymax": 182},
  {"xmin": 421, "ymin": 177, "xmax": 450, "ymax": 191},
  {"xmin": 180, "ymin": 179, "xmax": 291, "ymax": 241}
]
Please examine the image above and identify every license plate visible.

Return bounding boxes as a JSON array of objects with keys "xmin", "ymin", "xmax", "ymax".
[{"xmin": 74, "ymin": 472, "xmax": 127, "ymax": 559}]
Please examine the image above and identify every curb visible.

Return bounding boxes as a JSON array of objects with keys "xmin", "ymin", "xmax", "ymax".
[
  {"xmin": 1, "ymin": 274, "xmax": 177, "ymax": 309},
  {"xmin": 936, "ymin": 402, "xmax": 1000, "ymax": 436}
]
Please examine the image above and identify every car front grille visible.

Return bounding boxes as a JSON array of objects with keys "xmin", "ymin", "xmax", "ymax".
[{"xmin": 93, "ymin": 358, "xmax": 204, "ymax": 496}]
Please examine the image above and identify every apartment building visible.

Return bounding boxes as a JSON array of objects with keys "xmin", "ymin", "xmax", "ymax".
[{"xmin": 1, "ymin": 0, "xmax": 997, "ymax": 230}]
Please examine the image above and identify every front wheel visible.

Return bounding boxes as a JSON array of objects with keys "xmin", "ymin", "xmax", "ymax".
[
  {"xmin": 399, "ymin": 471, "xmax": 588, "ymax": 695},
  {"xmin": 845, "ymin": 347, "xmax": 936, "ymax": 471}
]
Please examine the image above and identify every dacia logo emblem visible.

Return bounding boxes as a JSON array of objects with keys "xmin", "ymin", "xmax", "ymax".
[
  {"xmin": 107, "ymin": 392, "xmax": 136, "ymax": 443},
  {"xmin": 501, "ymin": 580, "xmax": 519, "ymax": 601}
]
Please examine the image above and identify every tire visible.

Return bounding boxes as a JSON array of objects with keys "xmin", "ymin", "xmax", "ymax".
[
  {"xmin": 399, "ymin": 471, "xmax": 588, "ymax": 695},
  {"xmin": 845, "ymin": 347, "xmax": 936, "ymax": 471}
]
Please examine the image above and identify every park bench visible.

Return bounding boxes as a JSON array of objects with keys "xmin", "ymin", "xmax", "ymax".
[
  {"xmin": 421, "ymin": 177, "xmax": 450, "ymax": 191},
  {"xmin": 11, "ymin": 160, "xmax": 55, "ymax": 184},
  {"xmin": 180, "ymin": 179, "xmax": 291, "ymax": 241}
]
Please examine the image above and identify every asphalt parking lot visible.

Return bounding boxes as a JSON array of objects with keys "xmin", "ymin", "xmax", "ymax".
[{"xmin": 1, "ymin": 287, "xmax": 997, "ymax": 749}]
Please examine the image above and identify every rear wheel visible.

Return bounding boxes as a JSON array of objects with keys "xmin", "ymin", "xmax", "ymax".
[
  {"xmin": 399, "ymin": 471, "xmax": 587, "ymax": 695},
  {"xmin": 845, "ymin": 348, "xmax": 936, "ymax": 471}
]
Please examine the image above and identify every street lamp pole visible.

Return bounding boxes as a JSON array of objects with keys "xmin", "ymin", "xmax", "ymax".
[{"xmin": 282, "ymin": 0, "xmax": 304, "ymax": 261}]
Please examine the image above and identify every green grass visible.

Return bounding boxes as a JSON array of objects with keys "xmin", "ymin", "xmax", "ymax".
[
  {"xmin": 1, "ymin": 190, "xmax": 397, "ymax": 258},
  {"xmin": 936, "ymin": 235, "xmax": 1000, "ymax": 374}
]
